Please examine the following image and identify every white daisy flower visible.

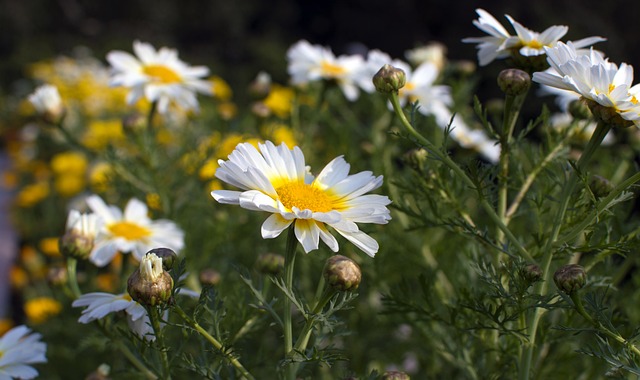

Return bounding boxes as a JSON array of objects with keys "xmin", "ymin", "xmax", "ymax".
[
  {"xmin": 211, "ymin": 141, "xmax": 391, "ymax": 257},
  {"xmin": 463, "ymin": 9, "xmax": 605, "ymax": 66},
  {"xmin": 0, "ymin": 325, "xmax": 47, "ymax": 380},
  {"xmin": 72, "ymin": 292, "xmax": 154, "ymax": 341},
  {"xmin": 86, "ymin": 195, "xmax": 185, "ymax": 267},
  {"xmin": 27, "ymin": 84, "xmax": 64, "ymax": 120},
  {"xmin": 532, "ymin": 42, "xmax": 640, "ymax": 127},
  {"xmin": 106, "ymin": 40, "xmax": 212, "ymax": 113},
  {"xmin": 65, "ymin": 209, "xmax": 101, "ymax": 238},
  {"xmin": 287, "ymin": 40, "xmax": 367, "ymax": 101}
]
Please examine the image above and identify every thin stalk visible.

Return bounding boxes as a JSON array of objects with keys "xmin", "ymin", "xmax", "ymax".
[
  {"xmin": 173, "ymin": 306, "xmax": 255, "ymax": 380},
  {"xmin": 519, "ymin": 121, "xmax": 611, "ymax": 380},
  {"xmin": 148, "ymin": 307, "xmax": 171, "ymax": 380},
  {"xmin": 66, "ymin": 257, "xmax": 82, "ymax": 299},
  {"xmin": 95, "ymin": 321, "xmax": 158, "ymax": 379},
  {"xmin": 283, "ymin": 225, "xmax": 299, "ymax": 380},
  {"xmin": 292, "ymin": 287, "xmax": 338, "ymax": 354},
  {"xmin": 570, "ymin": 292, "xmax": 640, "ymax": 357},
  {"xmin": 388, "ymin": 92, "xmax": 532, "ymax": 262}
]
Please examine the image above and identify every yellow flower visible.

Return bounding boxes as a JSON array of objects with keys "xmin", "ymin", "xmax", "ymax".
[
  {"xmin": 89, "ymin": 162, "xmax": 113, "ymax": 192},
  {"xmin": 210, "ymin": 75, "xmax": 233, "ymax": 101},
  {"xmin": 16, "ymin": 181, "xmax": 50, "ymax": 207},
  {"xmin": 264, "ymin": 123, "xmax": 297, "ymax": 148},
  {"xmin": 0, "ymin": 319, "xmax": 13, "ymax": 336},
  {"xmin": 54, "ymin": 174, "xmax": 86, "ymax": 197},
  {"xmin": 10, "ymin": 267, "xmax": 29, "ymax": 289},
  {"xmin": 217, "ymin": 102, "xmax": 237, "ymax": 120},
  {"xmin": 39, "ymin": 237, "xmax": 61, "ymax": 257},
  {"xmin": 263, "ymin": 85, "xmax": 295, "ymax": 118},
  {"xmin": 206, "ymin": 180, "xmax": 224, "ymax": 193},
  {"xmin": 198, "ymin": 159, "xmax": 219, "ymax": 180},
  {"xmin": 146, "ymin": 193, "xmax": 162, "ymax": 211},
  {"xmin": 96, "ymin": 273, "xmax": 118, "ymax": 292},
  {"xmin": 83, "ymin": 119, "xmax": 125, "ymax": 151},
  {"xmin": 24, "ymin": 297, "xmax": 63, "ymax": 324},
  {"xmin": 51, "ymin": 151, "xmax": 88, "ymax": 176}
]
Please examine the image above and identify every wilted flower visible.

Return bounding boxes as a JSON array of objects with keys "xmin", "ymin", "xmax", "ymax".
[
  {"xmin": 211, "ymin": 141, "xmax": 391, "ymax": 256},
  {"xmin": 106, "ymin": 40, "xmax": 212, "ymax": 113},
  {"xmin": 86, "ymin": 194, "xmax": 185, "ymax": 266},
  {"xmin": 72, "ymin": 292, "xmax": 155, "ymax": 341},
  {"xmin": 0, "ymin": 325, "xmax": 47, "ymax": 379},
  {"xmin": 287, "ymin": 40, "xmax": 368, "ymax": 101}
]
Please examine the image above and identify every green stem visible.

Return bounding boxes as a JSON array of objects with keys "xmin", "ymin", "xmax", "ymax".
[
  {"xmin": 147, "ymin": 101, "xmax": 158, "ymax": 131},
  {"xmin": 148, "ymin": 307, "xmax": 171, "ymax": 380},
  {"xmin": 66, "ymin": 257, "xmax": 82, "ymax": 299},
  {"xmin": 569, "ymin": 292, "xmax": 640, "ymax": 357},
  {"xmin": 173, "ymin": 306, "xmax": 255, "ymax": 380},
  {"xmin": 283, "ymin": 225, "xmax": 299, "ymax": 380},
  {"xmin": 95, "ymin": 321, "xmax": 158, "ymax": 379},
  {"xmin": 292, "ymin": 287, "xmax": 338, "ymax": 354},
  {"xmin": 519, "ymin": 121, "xmax": 611, "ymax": 380},
  {"xmin": 388, "ymin": 92, "xmax": 532, "ymax": 262}
]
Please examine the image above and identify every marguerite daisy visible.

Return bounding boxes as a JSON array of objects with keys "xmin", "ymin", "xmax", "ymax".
[
  {"xmin": 287, "ymin": 40, "xmax": 367, "ymax": 101},
  {"xmin": 27, "ymin": 84, "xmax": 64, "ymax": 121},
  {"xmin": 211, "ymin": 141, "xmax": 391, "ymax": 257},
  {"xmin": 72, "ymin": 292, "xmax": 154, "ymax": 341},
  {"xmin": 463, "ymin": 8, "xmax": 605, "ymax": 67},
  {"xmin": 532, "ymin": 42, "xmax": 640, "ymax": 127},
  {"xmin": 86, "ymin": 195, "xmax": 185, "ymax": 266},
  {"xmin": 0, "ymin": 325, "xmax": 47, "ymax": 379},
  {"xmin": 106, "ymin": 40, "xmax": 212, "ymax": 113}
]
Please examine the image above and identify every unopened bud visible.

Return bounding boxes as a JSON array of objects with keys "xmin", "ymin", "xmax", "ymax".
[
  {"xmin": 59, "ymin": 211, "xmax": 99, "ymax": 260},
  {"xmin": 85, "ymin": 364, "xmax": 111, "ymax": 380},
  {"xmin": 402, "ymin": 148, "xmax": 428, "ymax": 171},
  {"xmin": 256, "ymin": 253, "xmax": 285, "ymax": 275},
  {"xmin": 323, "ymin": 255, "xmax": 361, "ymax": 292},
  {"xmin": 521, "ymin": 264, "xmax": 543, "ymax": 284},
  {"xmin": 382, "ymin": 371, "xmax": 410, "ymax": 380},
  {"xmin": 554, "ymin": 264, "xmax": 586, "ymax": 294},
  {"xmin": 28, "ymin": 84, "xmax": 65, "ymax": 124},
  {"xmin": 146, "ymin": 248, "xmax": 178, "ymax": 270},
  {"xmin": 373, "ymin": 64, "xmax": 406, "ymax": 93},
  {"xmin": 590, "ymin": 175, "xmax": 613, "ymax": 198},
  {"xmin": 47, "ymin": 266, "xmax": 68, "ymax": 286},
  {"xmin": 497, "ymin": 69, "xmax": 531, "ymax": 96},
  {"xmin": 199, "ymin": 268, "xmax": 221, "ymax": 286},
  {"xmin": 122, "ymin": 113, "xmax": 146, "ymax": 133},
  {"xmin": 127, "ymin": 253, "xmax": 174, "ymax": 306}
]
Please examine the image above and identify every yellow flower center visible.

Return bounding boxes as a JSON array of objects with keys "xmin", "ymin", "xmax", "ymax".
[
  {"xmin": 108, "ymin": 221, "xmax": 152, "ymax": 241},
  {"xmin": 276, "ymin": 182, "xmax": 333, "ymax": 212},
  {"xmin": 142, "ymin": 64, "xmax": 181, "ymax": 84},
  {"xmin": 320, "ymin": 61, "xmax": 346, "ymax": 78},
  {"xmin": 526, "ymin": 40, "xmax": 544, "ymax": 50},
  {"xmin": 122, "ymin": 294, "xmax": 133, "ymax": 301}
]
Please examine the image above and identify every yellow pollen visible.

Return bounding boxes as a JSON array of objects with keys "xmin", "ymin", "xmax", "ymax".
[
  {"xmin": 527, "ymin": 40, "xmax": 544, "ymax": 49},
  {"xmin": 276, "ymin": 182, "xmax": 333, "ymax": 212},
  {"xmin": 609, "ymin": 84, "xmax": 616, "ymax": 93},
  {"xmin": 320, "ymin": 61, "xmax": 346, "ymax": 77},
  {"xmin": 108, "ymin": 221, "xmax": 151, "ymax": 241},
  {"xmin": 122, "ymin": 294, "xmax": 132, "ymax": 301},
  {"xmin": 632, "ymin": 96, "xmax": 639, "ymax": 105},
  {"xmin": 142, "ymin": 64, "xmax": 181, "ymax": 84}
]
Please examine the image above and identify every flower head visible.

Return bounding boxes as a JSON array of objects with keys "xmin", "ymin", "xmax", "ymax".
[
  {"xmin": 287, "ymin": 40, "xmax": 367, "ymax": 101},
  {"xmin": 86, "ymin": 195, "xmax": 185, "ymax": 266},
  {"xmin": 27, "ymin": 84, "xmax": 64, "ymax": 122},
  {"xmin": 0, "ymin": 325, "xmax": 47, "ymax": 379},
  {"xmin": 106, "ymin": 40, "xmax": 212, "ymax": 113},
  {"xmin": 127, "ymin": 252, "xmax": 174, "ymax": 306},
  {"xmin": 463, "ymin": 9, "xmax": 605, "ymax": 67},
  {"xmin": 59, "ymin": 209, "xmax": 101, "ymax": 259},
  {"xmin": 212, "ymin": 141, "xmax": 391, "ymax": 256},
  {"xmin": 72, "ymin": 292, "xmax": 154, "ymax": 341},
  {"xmin": 532, "ymin": 42, "xmax": 640, "ymax": 127}
]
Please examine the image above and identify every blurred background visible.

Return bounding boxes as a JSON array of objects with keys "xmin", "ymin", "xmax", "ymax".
[{"xmin": 1, "ymin": 0, "xmax": 639, "ymax": 103}]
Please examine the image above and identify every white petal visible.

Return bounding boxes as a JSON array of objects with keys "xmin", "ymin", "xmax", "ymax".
[
  {"xmin": 261, "ymin": 214, "xmax": 292, "ymax": 239},
  {"xmin": 294, "ymin": 219, "xmax": 320, "ymax": 253}
]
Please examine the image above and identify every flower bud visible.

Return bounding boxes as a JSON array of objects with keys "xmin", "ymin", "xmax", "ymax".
[
  {"xmin": 59, "ymin": 210, "xmax": 99, "ymax": 260},
  {"xmin": 521, "ymin": 264, "xmax": 543, "ymax": 284},
  {"xmin": 323, "ymin": 255, "xmax": 361, "ymax": 292},
  {"xmin": 553, "ymin": 264, "xmax": 586, "ymax": 294},
  {"xmin": 85, "ymin": 364, "xmax": 111, "ymax": 380},
  {"xmin": 199, "ymin": 268, "xmax": 221, "ymax": 286},
  {"xmin": 382, "ymin": 371, "xmax": 410, "ymax": 380},
  {"xmin": 47, "ymin": 266, "xmax": 68, "ymax": 286},
  {"xmin": 590, "ymin": 175, "xmax": 613, "ymax": 198},
  {"xmin": 497, "ymin": 69, "xmax": 531, "ymax": 96},
  {"xmin": 255, "ymin": 253, "xmax": 285, "ymax": 276},
  {"xmin": 373, "ymin": 64, "xmax": 406, "ymax": 93},
  {"xmin": 127, "ymin": 253, "xmax": 174, "ymax": 306},
  {"xmin": 122, "ymin": 112, "xmax": 146, "ymax": 133},
  {"xmin": 146, "ymin": 248, "xmax": 178, "ymax": 270},
  {"xmin": 402, "ymin": 148, "xmax": 428, "ymax": 171}
]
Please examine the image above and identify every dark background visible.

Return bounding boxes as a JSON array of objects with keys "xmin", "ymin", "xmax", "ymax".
[{"xmin": 2, "ymin": 0, "xmax": 639, "ymax": 101}]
